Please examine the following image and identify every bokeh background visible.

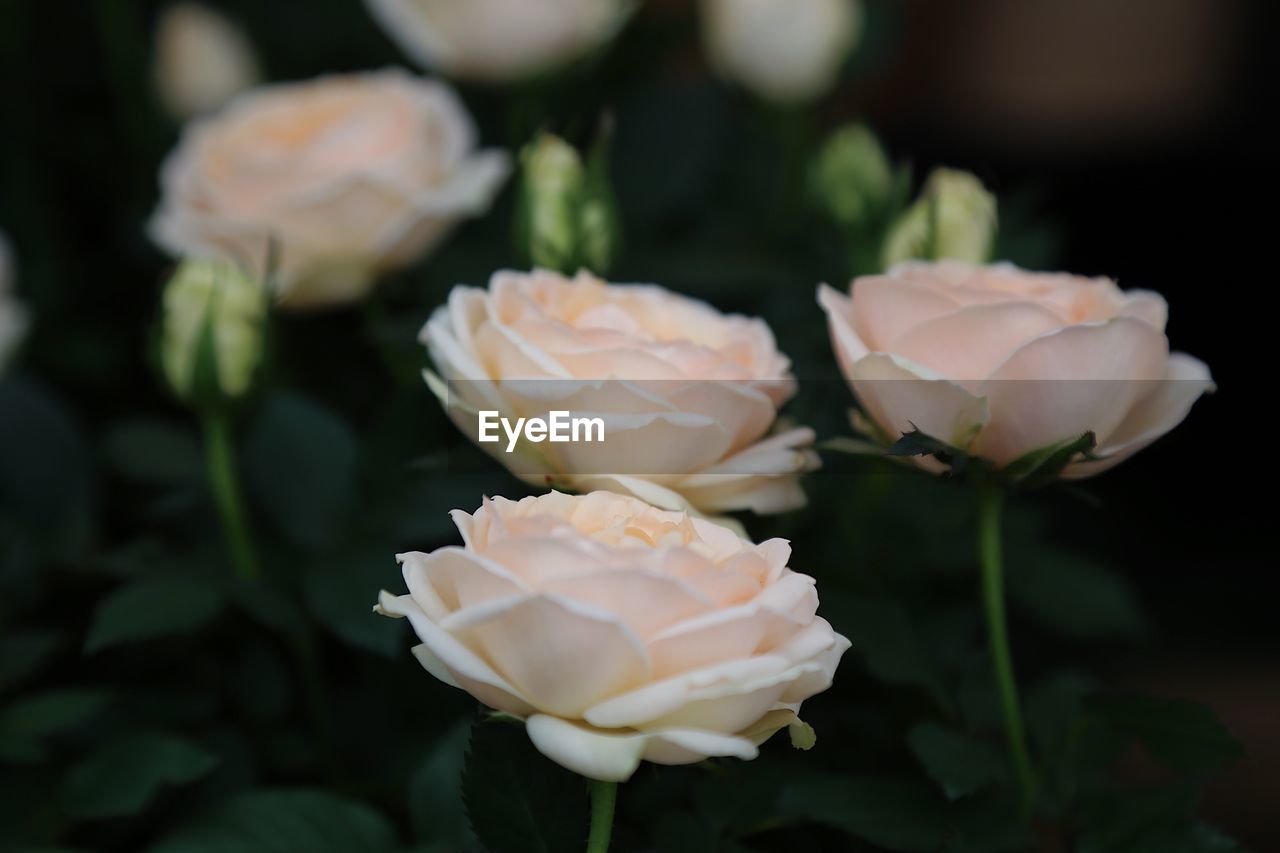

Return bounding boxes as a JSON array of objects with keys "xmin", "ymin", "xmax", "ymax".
[{"xmin": 1, "ymin": 0, "xmax": 1275, "ymax": 849}]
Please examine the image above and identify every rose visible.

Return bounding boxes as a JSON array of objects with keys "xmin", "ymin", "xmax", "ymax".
[
  {"xmin": 375, "ymin": 490, "xmax": 849, "ymax": 781},
  {"xmin": 423, "ymin": 268, "xmax": 818, "ymax": 515},
  {"xmin": 818, "ymin": 261, "xmax": 1213, "ymax": 477},
  {"xmin": 152, "ymin": 2, "xmax": 260, "ymax": 119},
  {"xmin": 0, "ymin": 231, "xmax": 28, "ymax": 373},
  {"xmin": 700, "ymin": 0, "xmax": 862, "ymax": 103},
  {"xmin": 364, "ymin": 0, "xmax": 632, "ymax": 82},
  {"xmin": 149, "ymin": 69, "xmax": 509, "ymax": 310}
]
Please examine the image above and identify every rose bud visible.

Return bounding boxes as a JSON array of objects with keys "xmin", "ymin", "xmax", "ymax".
[
  {"xmin": 516, "ymin": 132, "xmax": 619, "ymax": 274},
  {"xmin": 153, "ymin": 2, "xmax": 260, "ymax": 119},
  {"xmin": 364, "ymin": 0, "xmax": 633, "ymax": 82},
  {"xmin": 810, "ymin": 123, "xmax": 892, "ymax": 232},
  {"xmin": 700, "ymin": 0, "xmax": 862, "ymax": 103},
  {"xmin": 882, "ymin": 168, "xmax": 998, "ymax": 269},
  {"xmin": 376, "ymin": 491, "xmax": 849, "ymax": 781},
  {"xmin": 160, "ymin": 259, "xmax": 266, "ymax": 405},
  {"xmin": 818, "ymin": 261, "xmax": 1213, "ymax": 479},
  {"xmin": 422, "ymin": 269, "xmax": 819, "ymax": 516},
  {"xmin": 149, "ymin": 70, "xmax": 510, "ymax": 310}
]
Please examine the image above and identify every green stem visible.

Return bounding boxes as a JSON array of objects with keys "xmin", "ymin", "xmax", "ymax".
[
  {"xmin": 585, "ymin": 779, "xmax": 617, "ymax": 853},
  {"xmin": 976, "ymin": 482, "xmax": 1036, "ymax": 812},
  {"xmin": 202, "ymin": 409, "xmax": 259, "ymax": 581}
]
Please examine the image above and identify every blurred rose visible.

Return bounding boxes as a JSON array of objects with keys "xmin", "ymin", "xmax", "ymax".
[
  {"xmin": 0, "ymin": 232, "xmax": 28, "ymax": 372},
  {"xmin": 150, "ymin": 69, "xmax": 509, "ymax": 310},
  {"xmin": 818, "ymin": 261, "xmax": 1213, "ymax": 477},
  {"xmin": 423, "ymin": 269, "xmax": 818, "ymax": 515},
  {"xmin": 376, "ymin": 490, "xmax": 849, "ymax": 781},
  {"xmin": 882, "ymin": 169, "xmax": 997, "ymax": 269},
  {"xmin": 153, "ymin": 2, "xmax": 260, "ymax": 119},
  {"xmin": 365, "ymin": 0, "xmax": 632, "ymax": 82},
  {"xmin": 700, "ymin": 0, "xmax": 861, "ymax": 102}
]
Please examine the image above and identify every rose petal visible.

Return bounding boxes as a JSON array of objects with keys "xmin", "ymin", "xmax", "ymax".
[{"xmin": 442, "ymin": 593, "xmax": 651, "ymax": 718}]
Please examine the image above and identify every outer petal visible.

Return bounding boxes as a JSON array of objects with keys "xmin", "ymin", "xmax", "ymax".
[
  {"xmin": 375, "ymin": 591, "xmax": 534, "ymax": 715},
  {"xmin": 976, "ymin": 318, "xmax": 1168, "ymax": 465},
  {"xmin": 817, "ymin": 283, "xmax": 869, "ymax": 377},
  {"xmin": 848, "ymin": 352, "xmax": 989, "ymax": 448},
  {"xmin": 887, "ymin": 302, "xmax": 1065, "ymax": 386},
  {"xmin": 848, "ymin": 273, "xmax": 960, "ymax": 351},
  {"xmin": 1062, "ymin": 352, "xmax": 1213, "ymax": 479},
  {"xmin": 524, "ymin": 714, "xmax": 757, "ymax": 782}
]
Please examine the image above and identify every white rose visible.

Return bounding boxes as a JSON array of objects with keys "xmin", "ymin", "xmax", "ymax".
[
  {"xmin": 423, "ymin": 269, "xmax": 818, "ymax": 516},
  {"xmin": 376, "ymin": 491, "xmax": 849, "ymax": 781},
  {"xmin": 150, "ymin": 69, "xmax": 510, "ymax": 310},
  {"xmin": 700, "ymin": 0, "xmax": 862, "ymax": 102},
  {"xmin": 365, "ymin": 0, "xmax": 633, "ymax": 82},
  {"xmin": 153, "ymin": 2, "xmax": 261, "ymax": 119}
]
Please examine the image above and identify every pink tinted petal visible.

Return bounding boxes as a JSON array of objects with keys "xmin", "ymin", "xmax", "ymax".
[
  {"xmin": 850, "ymin": 273, "xmax": 961, "ymax": 350},
  {"xmin": 849, "ymin": 353, "xmax": 990, "ymax": 448},
  {"xmin": 977, "ymin": 318, "xmax": 1168, "ymax": 465},
  {"xmin": 1062, "ymin": 352, "xmax": 1213, "ymax": 479},
  {"xmin": 888, "ymin": 302, "xmax": 1064, "ymax": 384}
]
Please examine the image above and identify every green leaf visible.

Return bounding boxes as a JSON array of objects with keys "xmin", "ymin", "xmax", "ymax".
[
  {"xmin": 908, "ymin": 723, "xmax": 1006, "ymax": 800},
  {"xmin": 245, "ymin": 393, "xmax": 359, "ymax": 549},
  {"xmin": 0, "ymin": 689, "xmax": 109, "ymax": 738},
  {"xmin": 1085, "ymin": 695, "xmax": 1244, "ymax": 774},
  {"xmin": 777, "ymin": 773, "xmax": 948, "ymax": 851},
  {"xmin": 149, "ymin": 789, "xmax": 398, "ymax": 853},
  {"xmin": 1002, "ymin": 431, "xmax": 1096, "ymax": 489},
  {"xmin": 85, "ymin": 575, "xmax": 225, "ymax": 654},
  {"xmin": 461, "ymin": 717, "xmax": 586, "ymax": 853},
  {"xmin": 60, "ymin": 732, "xmax": 218, "ymax": 819},
  {"xmin": 838, "ymin": 596, "xmax": 950, "ymax": 710},
  {"xmin": 103, "ymin": 419, "xmax": 202, "ymax": 485},
  {"xmin": 1007, "ymin": 551, "xmax": 1151, "ymax": 641},
  {"xmin": 409, "ymin": 720, "xmax": 473, "ymax": 848}
]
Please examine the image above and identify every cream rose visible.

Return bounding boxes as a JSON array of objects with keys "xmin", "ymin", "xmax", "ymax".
[
  {"xmin": 700, "ymin": 0, "xmax": 862, "ymax": 103},
  {"xmin": 150, "ymin": 69, "xmax": 509, "ymax": 310},
  {"xmin": 423, "ymin": 269, "xmax": 818, "ymax": 515},
  {"xmin": 818, "ymin": 261, "xmax": 1213, "ymax": 478},
  {"xmin": 153, "ymin": 2, "xmax": 260, "ymax": 119},
  {"xmin": 376, "ymin": 491, "xmax": 849, "ymax": 781},
  {"xmin": 0, "ymin": 232, "xmax": 28, "ymax": 373},
  {"xmin": 365, "ymin": 0, "xmax": 632, "ymax": 82}
]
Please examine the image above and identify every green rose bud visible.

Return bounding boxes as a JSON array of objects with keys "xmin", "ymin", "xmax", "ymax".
[
  {"xmin": 517, "ymin": 132, "xmax": 619, "ymax": 274},
  {"xmin": 161, "ymin": 259, "xmax": 266, "ymax": 405},
  {"xmin": 881, "ymin": 168, "xmax": 997, "ymax": 269},
  {"xmin": 810, "ymin": 123, "xmax": 891, "ymax": 229}
]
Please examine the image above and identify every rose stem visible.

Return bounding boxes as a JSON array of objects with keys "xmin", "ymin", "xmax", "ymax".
[
  {"xmin": 585, "ymin": 779, "xmax": 618, "ymax": 853},
  {"xmin": 977, "ymin": 480, "xmax": 1037, "ymax": 813},
  {"xmin": 201, "ymin": 409, "xmax": 259, "ymax": 581}
]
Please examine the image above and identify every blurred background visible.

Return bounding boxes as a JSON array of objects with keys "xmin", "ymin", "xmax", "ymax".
[{"xmin": 1, "ymin": 0, "xmax": 1275, "ymax": 849}]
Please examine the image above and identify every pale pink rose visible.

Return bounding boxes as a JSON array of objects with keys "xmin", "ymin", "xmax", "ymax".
[
  {"xmin": 818, "ymin": 261, "xmax": 1213, "ymax": 478},
  {"xmin": 376, "ymin": 491, "xmax": 849, "ymax": 781},
  {"xmin": 150, "ymin": 69, "xmax": 509, "ymax": 310},
  {"xmin": 423, "ymin": 269, "xmax": 819, "ymax": 515}
]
